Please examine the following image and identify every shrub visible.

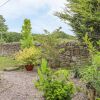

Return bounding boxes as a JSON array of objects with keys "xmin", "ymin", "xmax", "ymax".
[
  {"xmin": 35, "ymin": 58, "xmax": 52, "ymax": 90},
  {"xmin": 81, "ymin": 34, "xmax": 100, "ymax": 98},
  {"xmin": 44, "ymin": 80, "xmax": 74, "ymax": 100},
  {"xmin": 35, "ymin": 59, "xmax": 75, "ymax": 100},
  {"xmin": 15, "ymin": 46, "xmax": 41, "ymax": 65},
  {"xmin": 44, "ymin": 69, "xmax": 74, "ymax": 100}
]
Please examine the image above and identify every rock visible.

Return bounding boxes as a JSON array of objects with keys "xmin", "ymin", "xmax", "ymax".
[{"xmin": 4, "ymin": 67, "xmax": 20, "ymax": 71}]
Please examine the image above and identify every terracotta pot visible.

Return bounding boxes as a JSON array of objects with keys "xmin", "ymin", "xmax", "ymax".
[{"xmin": 25, "ymin": 64, "xmax": 33, "ymax": 71}]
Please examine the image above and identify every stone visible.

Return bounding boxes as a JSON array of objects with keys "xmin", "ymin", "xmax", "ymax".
[{"xmin": 4, "ymin": 67, "xmax": 20, "ymax": 71}]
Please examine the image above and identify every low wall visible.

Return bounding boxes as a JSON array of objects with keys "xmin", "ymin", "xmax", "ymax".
[
  {"xmin": 0, "ymin": 43, "xmax": 20, "ymax": 56},
  {"xmin": 59, "ymin": 41, "xmax": 90, "ymax": 67},
  {"xmin": 0, "ymin": 42, "xmax": 89, "ymax": 67}
]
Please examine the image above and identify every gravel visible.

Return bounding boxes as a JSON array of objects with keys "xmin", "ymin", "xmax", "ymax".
[
  {"xmin": 0, "ymin": 71, "xmax": 88, "ymax": 100},
  {"xmin": 0, "ymin": 71, "xmax": 43, "ymax": 100}
]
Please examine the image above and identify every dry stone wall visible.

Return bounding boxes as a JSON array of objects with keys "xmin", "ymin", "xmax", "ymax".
[
  {"xmin": 59, "ymin": 41, "xmax": 90, "ymax": 67},
  {"xmin": 0, "ymin": 43, "xmax": 20, "ymax": 56},
  {"xmin": 0, "ymin": 42, "xmax": 89, "ymax": 67}
]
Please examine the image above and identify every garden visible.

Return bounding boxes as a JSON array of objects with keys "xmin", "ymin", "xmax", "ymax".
[{"xmin": 0, "ymin": 0, "xmax": 100, "ymax": 100}]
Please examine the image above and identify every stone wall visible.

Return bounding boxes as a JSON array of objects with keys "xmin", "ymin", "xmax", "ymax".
[
  {"xmin": 0, "ymin": 41, "xmax": 89, "ymax": 67},
  {"xmin": 59, "ymin": 41, "xmax": 90, "ymax": 67},
  {"xmin": 0, "ymin": 43, "xmax": 20, "ymax": 56}
]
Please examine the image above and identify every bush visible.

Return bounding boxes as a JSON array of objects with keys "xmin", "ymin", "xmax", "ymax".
[
  {"xmin": 44, "ymin": 80, "xmax": 74, "ymax": 100},
  {"xmin": 35, "ymin": 58, "xmax": 52, "ymax": 90},
  {"xmin": 81, "ymin": 34, "xmax": 100, "ymax": 98},
  {"xmin": 35, "ymin": 59, "xmax": 75, "ymax": 100},
  {"xmin": 15, "ymin": 46, "xmax": 41, "ymax": 65}
]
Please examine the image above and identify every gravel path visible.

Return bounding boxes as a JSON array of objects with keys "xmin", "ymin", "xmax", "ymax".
[
  {"xmin": 0, "ymin": 71, "xmax": 88, "ymax": 100},
  {"xmin": 72, "ymin": 78, "xmax": 88, "ymax": 100},
  {"xmin": 0, "ymin": 71, "xmax": 43, "ymax": 100}
]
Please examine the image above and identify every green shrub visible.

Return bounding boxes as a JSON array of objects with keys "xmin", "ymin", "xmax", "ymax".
[
  {"xmin": 35, "ymin": 58, "xmax": 52, "ymax": 90},
  {"xmin": 35, "ymin": 59, "xmax": 75, "ymax": 100},
  {"xmin": 44, "ymin": 80, "xmax": 74, "ymax": 100},
  {"xmin": 81, "ymin": 34, "xmax": 100, "ymax": 97},
  {"xmin": 44, "ymin": 69, "xmax": 74, "ymax": 100}
]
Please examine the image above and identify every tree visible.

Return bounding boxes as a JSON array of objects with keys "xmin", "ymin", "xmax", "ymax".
[
  {"xmin": 56, "ymin": 0, "xmax": 100, "ymax": 44},
  {"xmin": 0, "ymin": 15, "xmax": 8, "ymax": 43},
  {"xmin": 40, "ymin": 29, "xmax": 60, "ymax": 67},
  {"xmin": 20, "ymin": 19, "xmax": 33, "ymax": 49},
  {"xmin": 3, "ymin": 32, "xmax": 21, "ymax": 43},
  {"xmin": 51, "ymin": 27, "xmax": 75, "ymax": 39}
]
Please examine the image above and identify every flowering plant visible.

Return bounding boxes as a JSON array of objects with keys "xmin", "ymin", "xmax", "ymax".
[{"xmin": 15, "ymin": 46, "xmax": 41, "ymax": 65}]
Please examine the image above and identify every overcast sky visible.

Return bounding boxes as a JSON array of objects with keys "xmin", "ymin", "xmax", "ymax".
[{"xmin": 0, "ymin": 0, "xmax": 74, "ymax": 35}]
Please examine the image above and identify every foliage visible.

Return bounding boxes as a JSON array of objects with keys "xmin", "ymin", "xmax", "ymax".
[
  {"xmin": 81, "ymin": 34, "xmax": 100, "ymax": 94},
  {"xmin": 51, "ymin": 27, "xmax": 75, "ymax": 40},
  {"xmin": 0, "ymin": 38, "xmax": 5, "ymax": 44},
  {"xmin": 96, "ymin": 98, "xmax": 100, "ymax": 100},
  {"xmin": 35, "ymin": 59, "xmax": 75, "ymax": 100},
  {"xmin": 40, "ymin": 29, "xmax": 60, "ymax": 67},
  {"xmin": 44, "ymin": 80, "xmax": 74, "ymax": 100},
  {"xmin": 2, "ymin": 32, "xmax": 21, "ymax": 43},
  {"xmin": 20, "ymin": 19, "xmax": 33, "ymax": 49},
  {"xmin": 81, "ymin": 65, "xmax": 100, "ymax": 92},
  {"xmin": 0, "ymin": 15, "xmax": 8, "ymax": 32},
  {"xmin": 32, "ymin": 28, "xmax": 75, "ymax": 68},
  {"xmin": 15, "ymin": 46, "xmax": 41, "ymax": 65},
  {"xmin": 35, "ymin": 58, "xmax": 52, "ymax": 90},
  {"xmin": 56, "ymin": 0, "xmax": 100, "ymax": 43},
  {"xmin": 0, "ymin": 15, "xmax": 8, "ymax": 43},
  {"xmin": 53, "ymin": 69, "xmax": 70, "ymax": 81},
  {"xmin": 83, "ymin": 33, "xmax": 96, "ymax": 54},
  {"xmin": 73, "ymin": 67, "xmax": 82, "ymax": 78},
  {"xmin": 0, "ymin": 56, "xmax": 20, "ymax": 71}
]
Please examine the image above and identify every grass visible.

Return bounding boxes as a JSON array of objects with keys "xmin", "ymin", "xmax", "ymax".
[{"xmin": 0, "ymin": 56, "xmax": 19, "ymax": 70}]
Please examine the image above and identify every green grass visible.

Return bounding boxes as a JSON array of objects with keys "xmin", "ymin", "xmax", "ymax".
[{"xmin": 0, "ymin": 56, "xmax": 19, "ymax": 70}]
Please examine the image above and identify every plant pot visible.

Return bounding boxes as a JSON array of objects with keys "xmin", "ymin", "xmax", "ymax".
[{"xmin": 25, "ymin": 64, "xmax": 33, "ymax": 71}]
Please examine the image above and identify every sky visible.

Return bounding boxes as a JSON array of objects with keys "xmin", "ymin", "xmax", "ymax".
[{"xmin": 0, "ymin": 0, "xmax": 74, "ymax": 35}]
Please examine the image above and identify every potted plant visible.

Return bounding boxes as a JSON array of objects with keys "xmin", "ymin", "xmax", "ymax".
[{"xmin": 15, "ymin": 46, "xmax": 41, "ymax": 71}]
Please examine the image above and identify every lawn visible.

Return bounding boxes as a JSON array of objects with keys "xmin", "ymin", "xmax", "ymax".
[{"xmin": 0, "ymin": 56, "xmax": 19, "ymax": 70}]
